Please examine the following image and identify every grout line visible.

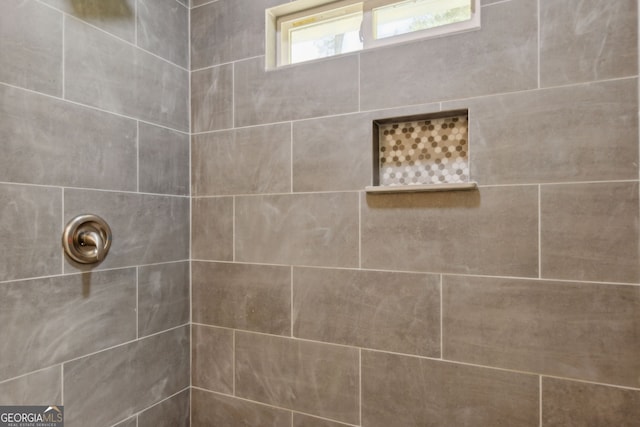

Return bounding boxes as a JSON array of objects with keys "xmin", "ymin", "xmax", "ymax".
[
  {"xmin": 0, "ymin": 179, "xmax": 190, "ymax": 198},
  {"xmin": 291, "ymin": 411, "xmax": 294, "ymax": 427},
  {"xmin": 136, "ymin": 266, "xmax": 139, "ymax": 339},
  {"xmin": 232, "ymin": 330, "xmax": 236, "ymax": 395},
  {"xmin": 358, "ymin": 348, "xmax": 362, "ymax": 426},
  {"xmin": 134, "ymin": 0, "xmax": 138, "ymax": 46},
  {"xmin": 290, "ymin": 122, "xmax": 294, "ymax": 193},
  {"xmin": 191, "ymin": 55, "xmax": 265, "ymax": 74},
  {"xmin": 439, "ymin": 274, "xmax": 444, "ymax": 359},
  {"xmin": 60, "ymin": 364, "xmax": 64, "ymax": 405},
  {"xmin": 136, "ymin": 121, "xmax": 140, "ymax": 192},
  {"xmin": 539, "ymin": 376, "xmax": 543, "ymax": 427},
  {"xmin": 357, "ymin": 53, "xmax": 361, "ymax": 112},
  {"xmin": 537, "ymin": 0, "xmax": 541, "ymax": 89},
  {"xmin": 1, "ymin": 81, "xmax": 190, "ymax": 134},
  {"xmin": 358, "ymin": 192, "xmax": 362, "ymax": 269},
  {"xmin": 231, "ymin": 62, "xmax": 236, "ymax": 128},
  {"xmin": 538, "ymin": 185, "xmax": 542, "ymax": 278}
]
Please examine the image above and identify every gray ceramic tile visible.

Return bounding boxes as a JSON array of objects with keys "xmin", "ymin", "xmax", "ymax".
[
  {"xmin": 138, "ymin": 389, "xmax": 190, "ymax": 427},
  {"xmin": 292, "ymin": 103, "xmax": 443, "ymax": 192},
  {"xmin": 65, "ymin": 18, "xmax": 189, "ymax": 131},
  {"xmin": 540, "ymin": 0, "xmax": 638, "ymax": 87},
  {"xmin": 0, "ymin": 184, "xmax": 61, "ymax": 282},
  {"xmin": 191, "ymin": 197, "xmax": 233, "ymax": 261},
  {"xmin": 191, "ymin": 388, "xmax": 291, "ymax": 427},
  {"xmin": 293, "ymin": 414, "xmax": 352, "ymax": 427},
  {"xmin": 541, "ymin": 182, "xmax": 640, "ymax": 283},
  {"xmin": 362, "ymin": 351, "xmax": 539, "ymax": 427},
  {"xmin": 443, "ymin": 79, "xmax": 639, "ymax": 185},
  {"xmin": 443, "ymin": 276, "xmax": 640, "ymax": 388},
  {"xmin": 293, "ymin": 113, "xmax": 373, "ymax": 192},
  {"xmin": 362, "ymin": 186, "xmax": 538, "ymax": 277},
  {"xmin": 235, "ymin": 193, "xmax": 359, "ymax": 267},
  {"xmin": 192, "ymin": 262, "xmax": 291, "ymax": 335},
  {"xmin": 192, "ymin": 325, "xmax": 233, "ymax": 393},
  {"xmin": 234, "ymin": 55, "xmax": 359, "ymax": 127},
  {"xmin": 542, "ymin": 377, "xmax": 640, "ymax": 427},
  {"xmin": 293, "ymin": 267, "xmax": 440, "ymax": 356},
  {"xmin": 190, "ymin": 0, "xmax": 284, "ymax": 69},
  {"xmin": 64, "ymin": 189, "xmax": 189, "ymax": 272},
  {"xmin": 192, "ymin": 124, "xmax": 291, "ymax": 196},
  {"xmin": 138, "ymin": 261, "xmax": 189, "ymax": 337},
  {"xmin": 137, "ymin": 0, "xmax": 189, "ymax": 68},
  {"xmin": 0, "ymin": 269, "xmax": 136, "ymax": 382},
  {"xmin": 191, "ymin": 65, "xmax": 233, "ymax": 132},
  {"xmin": 41, "ymin": 0, "xmax": 135, "ymax": 43},
  {"xmin": 139, "ymin": 123, "xmax": 189, "ymax": 195},
  {"xmin": 114, "ymin": 417, "xmax": 137, "ymax": 427},
  {"xmin": 0, "ymin": 0, "xmax": 62, "ymax": 95},
  {"xmin": 235, "ymin": 332, "xmax": 359, "ymax": 424},
  {"xmin": 1, "ymin": 85, "xmax": 137, "ymax": 191},
  {"xmin": 64, "ymin": 326, "xmax": 189, "ymax": 427},
  {"xmin": 0, "ymin": 366, "xmax": 61, "ymax": 405},
  {"xmin": 360, "ymin": 0, "xmax": 537, "ymax": 110}
]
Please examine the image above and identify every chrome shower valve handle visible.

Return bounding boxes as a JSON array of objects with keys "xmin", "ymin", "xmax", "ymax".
[{"xmin": 62, "ymin": 214, "xmax": 112, "ymax": 264}]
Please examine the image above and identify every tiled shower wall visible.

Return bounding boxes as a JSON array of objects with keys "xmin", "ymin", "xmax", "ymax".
[
  {"xmin": 0, "ymin": 1, "xmax": 190, "ymax": 426},
  {"xmin": 190, "ymin": 0, "xmax": 640, "ymax": 426}
]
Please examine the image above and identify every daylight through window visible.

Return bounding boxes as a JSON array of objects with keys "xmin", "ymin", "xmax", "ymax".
[{"xmin": 268, "ymin": 0, "xmax": 481, "ymax": 67}]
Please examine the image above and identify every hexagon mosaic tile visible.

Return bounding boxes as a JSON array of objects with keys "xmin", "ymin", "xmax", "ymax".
[{"xmin": 378, "ymin": 114, "xmax": 469, "ymax": 186}]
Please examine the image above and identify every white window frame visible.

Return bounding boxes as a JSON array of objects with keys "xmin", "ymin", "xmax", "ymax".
[{"xmin": 266, "ymin": 0, "xmax": 481, "ymax": 68}]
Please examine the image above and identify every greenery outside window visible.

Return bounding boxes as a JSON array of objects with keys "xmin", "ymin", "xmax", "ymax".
[{"xmin": 266, "ymin": 0, "xmax": 481, "ymax": 67}]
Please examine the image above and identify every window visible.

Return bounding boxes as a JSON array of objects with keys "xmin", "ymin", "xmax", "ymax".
[{"xmin": 266, "ymin": 0, "xmax": 480, "ymax": 67}]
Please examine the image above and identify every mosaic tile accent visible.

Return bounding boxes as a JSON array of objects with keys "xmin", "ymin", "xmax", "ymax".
[{"xmin": 378, "ymin": 114, "xmax": 469, "ymax": 186}]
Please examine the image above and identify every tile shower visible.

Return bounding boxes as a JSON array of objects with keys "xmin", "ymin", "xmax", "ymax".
[{"xmin": 1, "ymin": 0, "xmax": 639, "ymax": 426}]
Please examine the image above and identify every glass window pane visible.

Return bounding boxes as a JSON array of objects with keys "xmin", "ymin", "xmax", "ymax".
[
  {"xmin": 373, "ymin": 0, "xmax": 471, "ymax": 39},
  {"xmin": 289, "ymin": 11, "xmax": 363, "ymax": 64}
]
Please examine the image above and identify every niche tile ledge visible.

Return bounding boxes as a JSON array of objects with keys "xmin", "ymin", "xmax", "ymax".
[{"xmin": 365, "ymin": 182, "xmax": 478, "ymax": 194}]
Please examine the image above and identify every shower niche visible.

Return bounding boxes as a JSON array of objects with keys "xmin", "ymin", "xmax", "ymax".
[{"xmin": 366, "ymin": 109, "xmax": 477, "ymax": 193}]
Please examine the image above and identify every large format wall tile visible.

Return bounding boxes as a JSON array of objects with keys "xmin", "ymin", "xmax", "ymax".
[
  {"xmin": 362, "ymin": 186, "xmax": 538, "ymax": 277},
  {"xmin": 292, "ymin": 113, "xmax": 373, "ymax": 192},
  {"xmin": 40, "ymin": 0, "xmax": 135, "ymax": 43},
  {"xmin": 191, "ymin": 325, "xmax": 233, "ymax": 393},
  {"xmin": 541, "ymin": 182, "xmax": 639, "ymax": 283},
  {"xmin": 64, "ymin": 190, "xmax": 189, "ymax": 272},
  {"xmin": 0, "ymin": 184, "xmax": 61, "ymax": 282},
  {"xmin": 65, "ymin": 18, "xmax": 189, "ymax": 131},
  {"xmin": 139, "ymin": 123, "xmax": 189, "ymax": 196},
  {"xmin": 1, "ymin": 0, "xmax": 62, "ymax": 95},
  {"xmin": 191, "ymin": 197, "xmax": 233, "ymax": 261},
  {"xmin": 0, "ymin": 366, "xmax": 61, "ymax": 405},
  {"xmin": 235, "ymin": 193, "xmax": 359, "ymax": 267},
  {"xmin": 1, "ymin": 85, "xmax": 137, "ymax": 191},
  {"xmin": 192, "ymin": 262, "xmax": 291, "ymax": 335},
  {"xmin": 138, "ymin": 389, "xmax": 190, "ymax": 427},
  {"xmin": 190, "ymin": 0, "xmax": 284, "ymax": 69},
  {"xmin": 235, "ymin": 332, "xmax": 359, "ymax": 424},
  {"xmin": 137, "ymin": 0, "xmax": 189, "ymax": 68},
  {"xmin": 192, "ymin": 389, "xmax": 291, "ymax": 427},
  {"xmin": 192, "ymin": 124, "xmax": 291, "ymax": 196},
  {"xmin": 444, "ymin": 78, "xmax": 638, "ymax": 185},
  {"xmin": 443, "ymin": 276, "xmax": 640, "ymax": 388},
  {"xmin": 191, "ymin": 65, "xmax": 233, "ymax": 132},
  {"xmin": 293, "ymin": 267, "xmax": 440, "ymax": 356},
  {"xmin": 360, "ymin": 0, "xmax": 537, "ymax": 110},
  {"xmin": 362, "ymin": 351, "xmax": 539, "ymax": 426},
  {"xmin": 0, "ymin": 269, "xmax": 136, "ymax": 381},
  {"xmin": 64, "ymin": 326, "xmax": 189, "ymax": 427},
  {"xmin": 542, "ymin": 377, "xmax": 640, "ymax": 426},
  {"xmin": 540, "ymin": 0, "xmax": 638, "ymax": 87},
  {"xmin": 234, "ymin": 55, "xmax": 359, "ymax": 127},
  {"xmin": 138, "ymin": 261, "xmax": 189, "ymax": 337}
]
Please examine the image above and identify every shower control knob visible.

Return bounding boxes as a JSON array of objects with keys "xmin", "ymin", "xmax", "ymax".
[{"xmin": 62, "ymin": 214, "xmax": 112, "ymax": 264}]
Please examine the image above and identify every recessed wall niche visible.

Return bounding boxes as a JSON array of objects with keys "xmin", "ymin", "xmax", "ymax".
[{"xmin": 367, "ymin": 110, "xmax": 478, "ymax": 193}]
